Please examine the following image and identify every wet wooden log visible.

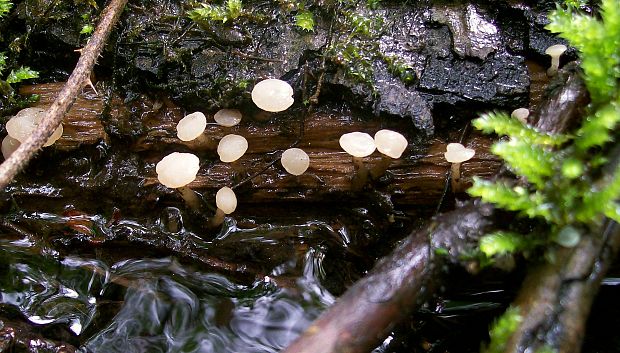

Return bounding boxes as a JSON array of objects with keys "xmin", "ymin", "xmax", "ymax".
[
  {"xmin": 19, "ymin": 83, "xmax": 108, "ymax": 150},
  {"xmin": 282, "ymin": 63, "xmax": 592, "ymax": 353},
  {"xmin": 19, "ymin": 84, "xmax": 501, "ymax": 206}
]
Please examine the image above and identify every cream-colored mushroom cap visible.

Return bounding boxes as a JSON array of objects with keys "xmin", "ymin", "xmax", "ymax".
[
  {"xmin": 511, "ymin": 108, "xmax": 530, "ymax": 124},
  {"xmin": 216, "ymin": 186, "xmax": 237, "ymax": 214},
  {"xmin": 6, "ymin": 107, "xmax": 63, "ymax": 147},
  {"xmin": 251, "ymin": 79, "xmax": 294, "ymax": 112},
  {"xmin": 339, "ymin": 132, "xmax": 376, "ymax": 158},
  {"xmin": 1, "ymin": 135, "xmax": 20, "ymax": 159},
  {"xmin": 444, "ymin": 143, "xmax": 475, "ymax": 163},
  {"xmin": 217, "ymin": 134, "xmax": 248, "ymax": 162},
  {"xmin": 281, "ymin": 148, "xmax": 310, "ymax": 175},
  {"xmin": 156, "ymin": 152, "xmax": 200, "ymax": 188},
  {"xmin": 177, "ymin": 112, "xmax": 207, "ymax": 141},
  {"xmin": 214, "ymin": 109, "xmax": 242, "ymax": 127},
  {"xmin": 374, "ymin": 129, "xmax": 408, "ymax": 159},
  {"xmin": 545, "ymin": 44, "xmax": 567, "ymax": 56}
]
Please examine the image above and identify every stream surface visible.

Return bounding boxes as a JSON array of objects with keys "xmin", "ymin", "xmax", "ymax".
[{"xmin": 0, "ymin": 225, "xmax": 335, "ymax": 353}]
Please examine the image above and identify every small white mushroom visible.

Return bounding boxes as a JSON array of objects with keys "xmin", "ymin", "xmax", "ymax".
[
  {"xmin": 371, "ymin": 129, "xmax": 408, "ymax": 179},
  {"xmin": 214, "ymin": 109, "xmax": 242, "ymax": 127},
  {"xmin": 339, "ymin": 132, "xmax": 376, "ymax": 158},
  {"xmin": 281, "ymin": 148, "xmax": 310, "ymax": 175},
  {"xmin": 339, "ymin": 132, "xmax": 376, "ymax": 190},
  {"xmin": 176, "ymin": 112, "xmax": 207, "ymax": 142},
  {"xmin": 251, "ymin": 79, "xmax": 294, "ymax": 112},
  {"xmin": 444, "ymin": 142, "xmax": 475, "ymax": 192},
  {"xmin": 156, "ymin": 152, "xmax": 202, "ymax": 210},
  {"xmin": 1, "ymin": 135, "xmax": 20, "ymax": 160},
  {"xmin": 212, "ymin": 186, "xmax": 237, "ymax": 228},
  {"xmin": 374, "ymin": 129, "xmax": 408, "ymax": 159},
  {"xmin": 545, "ymin": 44, "xmax": 567, "ymax": 76},
  {"xmin": 6, "ymin": 107, "xmax": 63, "ymax": 147},
  {"xmin": 511, "ymin": 108, "xmax": 530, "ymax": 124},
  {"xmin": 217, "ymin": 134, "xmax": 248, "ymax": 163}
]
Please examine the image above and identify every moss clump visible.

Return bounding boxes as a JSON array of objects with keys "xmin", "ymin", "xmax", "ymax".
[{"xmin": 469, "ymin": 0, "xmax": 620, "ymax": 259}]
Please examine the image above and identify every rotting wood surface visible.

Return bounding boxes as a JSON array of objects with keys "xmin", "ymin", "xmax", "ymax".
[{"xmin": 18, "ymin": 83, "xmax": 501, "ymax": 206}]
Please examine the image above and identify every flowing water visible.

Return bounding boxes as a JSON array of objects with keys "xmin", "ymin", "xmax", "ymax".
[{"xmin": 0, "ymin": 220, "xmax": 337, "ymax": 352}]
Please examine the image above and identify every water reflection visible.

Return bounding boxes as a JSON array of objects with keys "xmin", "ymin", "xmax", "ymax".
[{"xmin": 0, "ymin": 235, "xmax": 334, "ymax": 352}]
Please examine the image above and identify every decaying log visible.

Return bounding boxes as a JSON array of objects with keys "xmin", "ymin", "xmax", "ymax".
[
  {"xmin": 281, "ymin": 63, "xmax": 593, "ymax": 353},
  {"xmin": 19, "ymin": 83, "xmax": 108, "ymax": 150},
  {"xmin": 0, "ymin": 0, "xmax": 128, "ymax": 190},
  {"xmin": 15, "ymin": 84, "xmax": 500, "ymax": 206}
]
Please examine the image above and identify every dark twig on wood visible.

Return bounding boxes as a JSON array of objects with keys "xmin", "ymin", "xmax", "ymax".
[
  {"xmin": 282, "ymin": 63, "xmax": 588, "ymax": 353},
  {"xmin": 0, "ymin": 0, "xmax": 128, "ymax": 190},
  {"xmin": 506, "ymin": 221, "xmax": 620, "ymax": 353}
]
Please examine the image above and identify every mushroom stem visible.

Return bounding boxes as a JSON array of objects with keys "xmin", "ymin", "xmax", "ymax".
[
  {"xmin": 450, "ymin": 162, "xmax": 462, "ymax": 193},
  {"xmin": 178, "ymin": 186, "xmax": 201, "ymax": 211},
  {"xmin": 370, "ymin": 155, "xmax": 392, "ymax": 180},
  {"xmin": 352, "ymin": 157, "xmax": 369, "ymax": 191},
  {"xmin": 211, "ymin": 208, "xmax": 226, "ymax": 228},
  {"xmin": 547, "ymin": 57, "xmax": 561, "ymax": 76},
  {"xmin": 184, "ymin": 134, "xmax": 217, "ymax": 150}
]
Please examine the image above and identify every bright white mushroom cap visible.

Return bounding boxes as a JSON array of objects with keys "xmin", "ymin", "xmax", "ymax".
[
  {"xmin": 374, "ymin": 129, "xmax": 408, "ymax": 159},
  {"xmin": 545, "ymin": 44, "xmax": 567, "ymax": 57},
  {"xmin": 251, "ymin": 79, "xmax": 294, "ymax": 112},
  {"xmin": 281, "ymin": 148, "xmax": 310, "ymax": 175},
  {"xmin": 6, "ymin": 107, "xmax": 63, "ymax": 147},
  {"xmin": 511, "ymin": 108, "xmax": 530, "ymax": 124},
  {"xmin": 177, "ymin": 112, "xmax": 207, "ymax": 141},
  {"xmin": 156, "ymin": 152, "xmax": 200, "ymax": 188},
  {"xmin": 214, "ymin": 109, "xmax": 242, "ymax": 127},
  {"xmin": 339, "ymin": 132, "xmax": 376, "ymax": 158},
  {"xmin": 1, "ymin": 135, "xmax": 20, "ymax": 159},
  {"xmin": 216, "ymin": 186, "xmax": 237, "ymax": 214},
  {"xmin": 444, "ymin": 143, "xmax": 475, "ymax": 163},
  {"xmin": 217, "ymin": 134, "xmax": 248, "ymax": 162}
]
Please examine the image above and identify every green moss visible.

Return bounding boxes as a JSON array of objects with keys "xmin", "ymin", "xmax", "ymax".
[
  {"xmin": 0, "ymin": 0, "xmax": 12, "ymax": 18},
  {"xmin": 469, "ymin": 0, "xmax": 620, "ymax": 260},
  {"xmin": 481, "ymin": 307, "xmax": 522, "ymax": 353}
]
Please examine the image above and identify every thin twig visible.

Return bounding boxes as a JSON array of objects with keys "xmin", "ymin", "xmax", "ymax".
[{"xmin": 0, "ymin": 0, "xmax": 128, "ymax": 190}]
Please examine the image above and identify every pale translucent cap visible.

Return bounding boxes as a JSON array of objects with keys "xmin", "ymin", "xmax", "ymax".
[
  {"xmin": 444, "ymin": 143, "xmax": 475, "ymax": 163},
  {"xmin": 545, "ymin": 44, "xmax": 567, "ymax": 57},
  {"xmin": 214, "ymin": 109, "xmax": 242, "ymax": 127},
  {"xmin": 339, "ymin": 132, "xmax": 376, "ymax": 158},
  {"xmin": 251, "ymin": 79, "xmax": 294, "ymax": 112},
  {"xmin": 217, "ymin": 134, "xmax": 248, "ymax": 162},
  {"xmin": 511, "ymin": 108, "xmax": 530, "ymax": 124},
  {"xmin": 374, "ymin": 129, "xmax": 408, "ymax": 159},
  {"xmin": 216, "ymin": 186, "xmax": 237, "ymax": 214},
  {"xmin": 281, "ymin": 148, "xmax": 310, "ymax": 175},
  {"xmin": 6, "ymin": 107, "xmax": 63, "ymax": 147},
  {"xmin": 177, "ymin": 112, "xmax": 207, "ymax": 141},
  {"xmin": 1, "ymin": 135, "xmax": 20, "ymax": 159},
  {"xmin": 156, "ymin": 152, "xmax": 200, "ymax": 188}
]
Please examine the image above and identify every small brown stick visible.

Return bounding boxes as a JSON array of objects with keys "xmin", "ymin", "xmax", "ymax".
[{"xmin": 0, "ymin": 0, "xmax": 128, "ymax": 190}]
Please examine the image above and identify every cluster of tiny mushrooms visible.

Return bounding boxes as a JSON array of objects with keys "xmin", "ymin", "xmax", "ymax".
[{"xmin": 1, "ymin": 44, "xmax": 568, "ymax": 228}]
